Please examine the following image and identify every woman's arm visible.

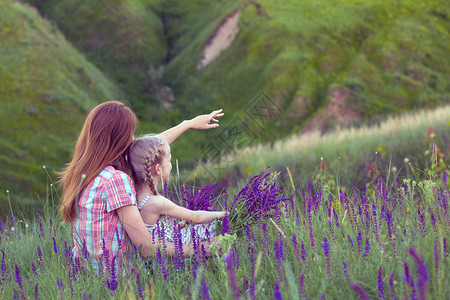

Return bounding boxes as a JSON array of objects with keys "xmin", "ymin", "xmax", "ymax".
[
  {"xmin": 116, "ymin": 205, "xmax": 220, "ymax": 257},
  {"xmin": 151, "ymin": 195, "xmax": 226, "ymax": 224},
  {"xmin": 157, "ymin": 109, "xmax": 224, "ymax": 144}
]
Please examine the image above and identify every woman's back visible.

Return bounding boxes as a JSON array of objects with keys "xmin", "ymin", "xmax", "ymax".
[{"xmin": 72, "ymin": 165, "xmax": 136, "ymax": 270}]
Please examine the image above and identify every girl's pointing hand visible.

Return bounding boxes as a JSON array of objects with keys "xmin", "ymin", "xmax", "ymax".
[{"xmin": 189, "ymin": 109, "xmax": 224, "ymax": 130}]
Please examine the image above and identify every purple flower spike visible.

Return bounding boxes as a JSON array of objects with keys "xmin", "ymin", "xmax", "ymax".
[
  {"xmin": 299, "ymin": 273, "xmax": 307, "ymax": 300},
  {"xmin": 14, "ymin": 265, "xmax": 26, "ymax": 300},
  {"xmin": 108, "ymin": 256, "xmax": 118, "ymax": 294},
  {"xmin": 322, "ymin": 237, "xmax": 329, "ymax": 257},
  {"xmin": 408, "ymin": 247, "xmax": 429, "ymax": 300},
  {"xmin": 363, "ymin": 238, "xmax": 370, "ymax": 260},
  {"xmin": 225, "ymin": 254, "xmax": 240, "ymax": 300},
  {"xmin": 389, "ymin": 273, "xmax": 397, "ymax": 300},
  {"xmin": 136, "ymin": 272, "xmax": 143, "ymax": 300},
  {"xmin": 350, "ymin": 283, "xmax": 369, "ymax": 300},
  {"xmin": 273, "ymin": 281, "xmax": 282, "ymax": 300},
  {"xmin": 322, "ymin": 237, "xmax": 332, "ymax": 281},
  {"xmin": 52, "ymin": 236, "xmax": 59, "ymax": 254},
  {"xmin": 201, "ymin": 277, "xmax": 211, "ymax": 300},
  {"xmin": 403, "ymin": 262, "xmax": 410, "ymax": 284},
  {"xmin": 1, "ymin": 251, "xmax": 7, "ymax": 282},
  {"xmin": 377, "ymin": 266, "xmax": 385, "ymax": 299},
  {"xmin": 342, "ymin": 262, "xmax": 350, "ymax": 278},
  {"xmin": 221, "ymin": 215, "xmax": 229, "ymax": 236}
]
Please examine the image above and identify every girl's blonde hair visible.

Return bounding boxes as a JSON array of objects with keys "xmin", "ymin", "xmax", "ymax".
[
  {"xmin": 127, "ymin": 135, "xmax": 169, "ymax": 195},
  {"xmin": 58, "ymin": 101, "xmax": 137, "ymax": 223}
]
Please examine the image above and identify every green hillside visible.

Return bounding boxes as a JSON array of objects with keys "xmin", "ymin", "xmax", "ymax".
[
  {"xmin": 26, "ymin": 0, "xmax": 168, "ymax": 116},
  {"xmin": 1, "ymin": 0, "xmax": 449, "ymax": 214},
  {"xmin": 162, "ymin": 0, "xmax": 449, "ymax": 132},
  {"xmin": 0, "ymin": 0, "xmax": 122, "ymax": 212}
]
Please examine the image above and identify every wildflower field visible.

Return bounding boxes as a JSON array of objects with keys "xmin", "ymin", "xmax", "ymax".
[{"xmin": 1, "ymin": 146, "xmax": 449, "ymax": 299}]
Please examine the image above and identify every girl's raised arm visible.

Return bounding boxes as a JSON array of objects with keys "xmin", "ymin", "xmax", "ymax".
[
  {"xmin": 156, "ymin": 109, "xmax": 224, "ymax": 144},
  {"xmin": 150, "ymin": 195, "xmax": 226, "ymax": 224}
]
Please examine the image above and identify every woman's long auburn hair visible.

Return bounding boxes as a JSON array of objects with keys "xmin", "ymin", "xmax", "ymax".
[{"xmin": 58, "ymin": 101, "xmax": 137, "ymax": 223}]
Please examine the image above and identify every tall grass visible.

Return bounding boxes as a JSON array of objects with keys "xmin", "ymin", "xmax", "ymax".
[
  {"xmin": 189, "ymin": 104, "xmax": 450, "ymax": 188},
  {"xmin": 0, "ymin": 150, "xmax": 448, "ymax": 299}
]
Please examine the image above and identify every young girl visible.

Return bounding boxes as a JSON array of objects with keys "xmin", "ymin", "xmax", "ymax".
[{"xmin": 128, "ymin": 135, "xmax": 226, "ymax": 244}]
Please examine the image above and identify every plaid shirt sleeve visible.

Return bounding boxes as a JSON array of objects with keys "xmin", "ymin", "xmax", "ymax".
[{"xmin": 104, "ymin": 171, "xmax": 136, "ymax": 212}]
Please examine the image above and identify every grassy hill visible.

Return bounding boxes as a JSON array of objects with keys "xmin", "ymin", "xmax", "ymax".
[
  {"xmin": 0, "ymin": 0, "xmax": 122, "ymax": 212},
  {"xmin": 187, "ymin": 105, "xmax": 450, "ymax": 190},
  {"xmin": 0, "ymin": 0, "xmax": 449, "ymax": 214}
]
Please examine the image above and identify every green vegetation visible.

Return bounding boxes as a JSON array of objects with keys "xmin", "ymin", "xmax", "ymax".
[
  {"xmin": 0, "ymin": 152, "xmax": 448, "ymax": 298},
  {"xmin": 0, "ymin": 0, "xmax": 449, "ymax": 213},
  {"xmin": 190, "ymin": 105, "xmax": 450, "ymax": 190},
  {"xmin": 0, "ymin": 0, "xmax": 123, "ymax": 212}
]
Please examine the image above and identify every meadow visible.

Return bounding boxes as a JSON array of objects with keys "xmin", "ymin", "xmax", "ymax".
[{"xmin": 0, "ymin": 142, "xmax": 448, "ymax": 299}]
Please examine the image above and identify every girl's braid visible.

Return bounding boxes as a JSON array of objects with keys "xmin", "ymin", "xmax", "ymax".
[{"xmin": 144, "ymin": 151, "xmax": 158, "ymax": 196}]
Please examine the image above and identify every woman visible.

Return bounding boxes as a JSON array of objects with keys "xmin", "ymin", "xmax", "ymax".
[{"xmin": 58, "ymin": 100, "xmax": 223, "ymax": 271}]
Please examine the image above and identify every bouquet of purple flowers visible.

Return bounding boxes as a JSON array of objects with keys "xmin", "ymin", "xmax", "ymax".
[
  {"xmin": 180, "ymin": 182, "xmax": 220, "ymax": 211},
  {"xmin": 218, "ymin": 168, "xmax": 291, "ymax": 236}
]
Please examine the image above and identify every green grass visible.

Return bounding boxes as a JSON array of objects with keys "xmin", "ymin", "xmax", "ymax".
[
  {"xmin": 0, "ymin": 156, "xmax": 448, "ymax": 299},
  {"xmin": 187, "ymin": 105, "xmax": 450, "ymax": 189}
]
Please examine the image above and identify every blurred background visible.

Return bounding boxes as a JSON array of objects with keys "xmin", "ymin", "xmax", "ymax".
[{"xmin": 0, "ymin": 0, "xmax": 449, "ymax": 215}]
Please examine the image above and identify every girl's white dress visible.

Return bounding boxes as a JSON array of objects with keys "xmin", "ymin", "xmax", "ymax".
[{"xmin": 138, "ymin": 194, "xmax": 216, "ymax": 245}]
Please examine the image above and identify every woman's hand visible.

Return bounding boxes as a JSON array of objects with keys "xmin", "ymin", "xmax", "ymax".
[{"xmin": 188, "ymin": 109, "xmax": 224, "ymax": 130}]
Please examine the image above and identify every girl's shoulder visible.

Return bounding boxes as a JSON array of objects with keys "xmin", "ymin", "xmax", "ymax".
[{"xmin": 138, "ymin": 194, "xmax": 167, "ymax": 211}]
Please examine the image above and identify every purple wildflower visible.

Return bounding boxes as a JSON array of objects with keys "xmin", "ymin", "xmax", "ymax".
[
  {"xmin": 389, "ymin": 273, "xmax": 397, "ymax": 300},
  {"xmin": 136, "ymin": 272, "xmax": 143, "ymax": 300},
  {"xmin": 14, "ymin": 265, "xmax": 26, "ymax": 300},
  {"xmin": 356, "ymin": 231, "xmax": 362, "ymax": 256},
  {"xmin": 292, "ymin": 233, "xmax": 301, "ymax": 264},
  {"xmin": 443, "ymin": 166, "xmax": 447, "ymax": 185},
  {"xmin": 35, "ymin": 282, "xmax": 39, "ymax": 300},
  {"xmin": 363, "ymin": 237, "xmax": 370, "ymax": 260},
  {"xmin": 181, "ymin": 182, "xmax": 219, "ymax": 211},
  {"xmin": 200, "ymin": 277, "xmax": 211, "ymax": 300},
  {"xmin": 307, "ymin": 204, "xmax": 316, "ymax": 253},
  {"xmin": 299, "ymin": 273, "xmax": 307, "ymax": 299},
  {"xmin": 221, "ymin": 215, "xmax": 229, "ymax": 236},
  {"xmin": 108, "ymin": 256, "xmax": 118, "ymax": 294},
  {"xmin": 350, "ymin": 283, "xmax": 369, "ymax": 300},
  {"xmin": 57, "ymin": 277, "xmax": 64, "ymax": 290},
  {"xmin": 408, "ymin": 247, "xmax": 429, "ymax": 299},
  {"xmin": 156, "ymin": 247, "xmax": 168, "ymax": 281},
  {"xmin": 347, "ymin": 235, "xmax": 354, "ymax": 248},
  {"xmin": 32, "ymin": 263, "xmax": 38, "ymax": 278},
  {"xmin": 274, "ymin": 235, "xmax": 285, "ymax": 284},
  {"xmin": 274, "ymin": 236, "xmax": 285, "ymax": 261},
  {"xmin": 378, "ymin": 266, "xmax": 385, "ymax": 299},
  {"xmin": 225, "ymin": 254, "xmax": 241, "ymax": 300},
  {"xmin": 52, "ymin": 236, "xmax": 59, "ymax": 254},
  {"xmin": 273, "ymin": 281, "xmax": 282, "ymax": 300},
  {"xmin": 36, "ymin": 246, "xmax": 44, "ymax": 275},
  {"xmin": 322, "ymin": 237, "xmax": 332, "ymax": 281},
  {"xmin": 301, "ymin": 241, "xmax": 307, "ymax": 262},
  {"xmin": 342, "ymin": 262, "xmax": 350, "ymax": 278},
  {"xmin": 1, "ymin": 251, "xmax": 6, "ymax": 282},
  {"xmin": 37, "ymin": 209, "xmax": 44, "ymax": 238},
  {"xmin": 403, "ymin": 262, "xmax": 410, "ymax": 284}
]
